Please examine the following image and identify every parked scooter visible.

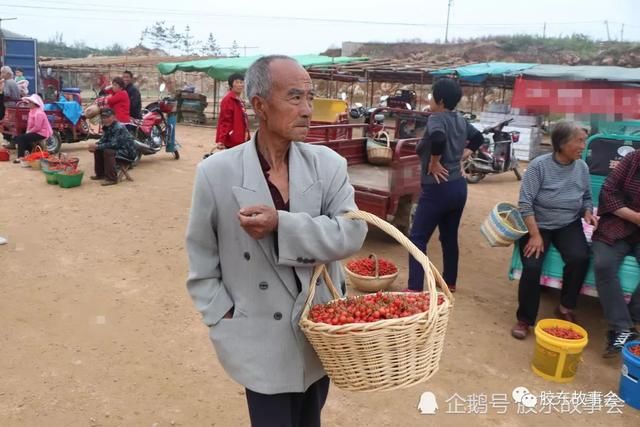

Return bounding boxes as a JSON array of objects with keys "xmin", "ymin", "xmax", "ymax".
[
  {"xmin": 463, "ymin": 118, "xmax": 522, "ymax": 183},
  {"xmin": 128, "ymin": 84, "xmax": 180, "ymax": 162},
  {"xmin": 349, "ymin": 103, "xmax": 367, "ymax": 119}
]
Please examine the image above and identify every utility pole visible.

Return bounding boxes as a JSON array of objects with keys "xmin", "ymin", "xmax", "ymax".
[
  {"xmin": 605, "ymin": 20, "xmax": 611, "ymax": 41},
  {"xmin": 543, "ymin": 22, "xmax": 546, "ymax": 39},
  {"xmin": 620, "ymin": 23, "xmax": 624, "ymax": 42},
  {"xmin": 444, "ymin": 0, "xmax": 453, "ymax": 44},
  {"xmin": 0, "ymin": 17, "xmax": 17, "ymax": 31}
]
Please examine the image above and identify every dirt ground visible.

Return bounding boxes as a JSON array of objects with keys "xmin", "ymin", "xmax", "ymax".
[{"xmin": 1, "ymin": 125, "xmax": 639, "ymax": 427}]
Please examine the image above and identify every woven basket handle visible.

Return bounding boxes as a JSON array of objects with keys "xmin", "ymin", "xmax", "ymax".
[
  {"xmin": 303, "ymin": 210, "xmax": 452, "ymax": 323},
  {"xmin": 375, "ymin": 131, "xmax": 390, "ymax": 148},
  {"xmin": 369, "ymin": 253, "xmax": 380, "ymax": 278},
  {"xmin": 305, "ymin": 264, "xmax": 342, "ymax": 308}
]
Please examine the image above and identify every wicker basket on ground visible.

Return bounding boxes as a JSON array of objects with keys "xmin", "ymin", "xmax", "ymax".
[{"xmin": 299, "ymin": 210, "xmax": 454, "ymax": 392}]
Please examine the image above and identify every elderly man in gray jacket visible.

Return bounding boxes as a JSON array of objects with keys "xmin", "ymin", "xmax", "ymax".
[{"xmin": 186, "ymin": 55, "xmax": 367, "ymax": 426}]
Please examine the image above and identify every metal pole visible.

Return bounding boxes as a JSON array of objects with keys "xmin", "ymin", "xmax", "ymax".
[
  {"xmin": 364, "ymin": 71, "xmax": 369, "ymax": 107},
  {"xmin": 349, "ymin": 82, "xmax": 355, "ymax": 105},
  {"xmin": 0, "ymin": 17, "xmax": 17, "ymax": 31},
  {"xmin": 213, "ymin": 79, "xmax": 218, "ymax": 120},
  {"xmin": 444, "ymin": 0, "xmax": 453, "ymax": 43},
  {"xmin": 369, "ymin": 81, "xmax": 374, "ymax": 109},
  {"xmin": 470, "ymin": 86, "xmax": 475, "ymax": 113},
  {"xmin": 605, "ymin": 20, "xmax": 611, "ymax": 41}
]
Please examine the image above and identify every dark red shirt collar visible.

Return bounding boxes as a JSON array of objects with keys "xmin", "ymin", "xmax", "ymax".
[{"xmin": 255, "ymin": 136, "xmax": 290, "ymax": 211}]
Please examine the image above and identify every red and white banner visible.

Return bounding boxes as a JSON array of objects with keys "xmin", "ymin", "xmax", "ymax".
[{"xmin": 511, "ymin": 78, "xmax": 640, "ymax": 117}]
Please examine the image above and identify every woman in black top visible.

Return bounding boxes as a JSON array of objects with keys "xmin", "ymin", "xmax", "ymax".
[{"xmin": 408, "ymin": 78, "xmax": 484, "ymax": 292}]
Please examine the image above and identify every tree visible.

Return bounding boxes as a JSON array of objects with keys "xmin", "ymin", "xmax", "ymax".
[
  {"xmin": 229, "ymin": 40, "xmax": 240, "ymax": 57},
  {"xmin": 104, "ymin": 43, "xmax": 125, "ymax": 56},
  {"xmin": 180, "ymin": 25, "xmax": 199, "ymax": 55},
  {"xmin": 201, "ymin": 33, "xmax": 221, "ymax": 56},
  {"xmin": 49, "ymin": 32, "xmax": 64, "ymax": 46},
  {"xmin": 143, "ymin": 21, "xmax": 170, "ymax": 50},
  {"xmin": 167, "ymin": 25, "xmax": 182, "ymax": 51}
]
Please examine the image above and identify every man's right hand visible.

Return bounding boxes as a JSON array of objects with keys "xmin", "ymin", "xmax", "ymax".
[{"xmin": 524, "ymin": 234, "xmax": 544, "ymax": 259}]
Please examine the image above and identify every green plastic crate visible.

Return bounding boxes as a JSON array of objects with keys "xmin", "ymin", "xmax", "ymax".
[
  {"xmin": 57, "ymin": 171, "xmax": 84, "ymax": 188},
  {"xmin": 42, "ymin": 169, "xmax": 61, "ymax": 185}
]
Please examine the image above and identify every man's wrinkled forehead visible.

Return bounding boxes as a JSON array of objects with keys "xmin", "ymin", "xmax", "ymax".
[{"xmin": 269, "ymin": 59, "xmax": 312, "ymax": 92}]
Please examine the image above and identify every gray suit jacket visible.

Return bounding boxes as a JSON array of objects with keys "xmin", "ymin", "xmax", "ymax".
[{"xmin": 186, "ymin": 136, "xmax": 367, "ymax": 394}]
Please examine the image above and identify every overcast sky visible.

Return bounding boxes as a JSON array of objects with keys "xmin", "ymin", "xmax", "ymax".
[{"xmin": 4, "ymin": 0, "xmax": 640, "ymax": 55}]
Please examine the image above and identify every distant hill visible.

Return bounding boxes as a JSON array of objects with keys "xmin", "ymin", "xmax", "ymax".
[
  {"xmin": 333, "ymin": 35, "xmax": 640, "ymax": 67},
  {"xmin": 37, "ymin": 37, "xmax": 167, "ymax": 59}
]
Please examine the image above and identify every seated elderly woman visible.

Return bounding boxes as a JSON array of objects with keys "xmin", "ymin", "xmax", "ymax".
[
  {"xmin": 511, "ymin": 120, "xmax": 598, "ymax": 339},
  {"xmin": 592, "ymin": 148, "xmax": 640, "ymax": 357},
  {"xmin": 12, "ymin": 94, "xmax": 53, "ymax": 163}
]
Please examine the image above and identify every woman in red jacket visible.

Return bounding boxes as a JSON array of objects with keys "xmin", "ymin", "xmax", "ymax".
[
  {"xmin": 215, "ymin": 73, "xmax": 250, "ymax": 148},
  {"xmin": 105, "ymin": 77, "xmax": 130, "ymax": 124}
]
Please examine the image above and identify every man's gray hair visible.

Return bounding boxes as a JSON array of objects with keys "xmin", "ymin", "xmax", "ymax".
[
  {"xmin": 1, "ymin": 66, "xmax": 13, "ymax": 78},
  {"xmin": 245, "ymin": 55, "xmax": 296, "ymax": 100},
  {"xmin": 551, "ymin": 120, "xmax": 585, "ymax": 152}
]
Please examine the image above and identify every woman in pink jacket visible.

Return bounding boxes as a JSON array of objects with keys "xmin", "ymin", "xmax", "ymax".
[{"xmin": 13, "ymin": 94, "xmax": 53, "ymax": 163}]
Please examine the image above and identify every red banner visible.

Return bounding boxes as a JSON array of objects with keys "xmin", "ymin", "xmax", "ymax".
[{"xmin": 512, "ymin": 78, "xmax": 640, "ymax": 117}]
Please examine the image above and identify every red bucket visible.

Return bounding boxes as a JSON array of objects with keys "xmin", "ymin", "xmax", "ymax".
[{"xmin": 0, "ymin": 148, "xmax": 10, "ymax": 162}]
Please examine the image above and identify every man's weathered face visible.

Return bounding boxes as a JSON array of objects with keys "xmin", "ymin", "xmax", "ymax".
[
  {"xmin": 122, "ymin": 73, "xmax": 132, "ymax": 86},
  {"xmin": 259, "ymin": 59, "xmax": 314, "ymax": 142},
  {"xmin": 101, "ymin": 115, "xmax": 116, "ymax": 126}
]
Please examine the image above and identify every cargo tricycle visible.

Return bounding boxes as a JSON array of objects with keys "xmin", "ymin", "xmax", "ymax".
[{"xmin": 305, "ymin": 107, "xmax": 430, "ymax": 233}]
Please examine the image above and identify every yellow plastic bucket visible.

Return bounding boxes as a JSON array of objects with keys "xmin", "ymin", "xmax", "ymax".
[{"xmin": 531, "ymin": 319, "xmax": 588, "ymax": 383}]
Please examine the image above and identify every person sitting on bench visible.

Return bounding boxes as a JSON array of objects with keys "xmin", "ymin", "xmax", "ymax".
[
  {"xmin": 592, "ymin": 148, "xmax": 640, "ymax": 357},
  {"xmin": 12, "ymin": 94, "xmax": 52, "ymax": 163},
  {"xmin": 88, "ymin": 108, "xmax": 138, "ymax": 186}
]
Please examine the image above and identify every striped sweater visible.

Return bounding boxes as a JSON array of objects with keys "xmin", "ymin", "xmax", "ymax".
[{"xmin": 518, "ymin": 153, "xmax": 593, "ymax": 230}]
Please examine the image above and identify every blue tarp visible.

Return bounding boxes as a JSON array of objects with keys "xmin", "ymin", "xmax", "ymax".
[
  {"xmin": 520, "ymin": 64, "xmax": 640, "ymax": 83},
  {"xmin": 44, "ymin": 96, "xmax": 83, "ymax": 125},
  {"xmin": 431, "ymin": 62, "xmax": 538, "ymax": 83},
  {"xmin": 431, "ymin": 62, "xmax": 640, "ymax": 84}
]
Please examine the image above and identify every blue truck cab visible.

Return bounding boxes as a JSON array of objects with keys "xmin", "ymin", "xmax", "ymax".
[{"xmin": 0, "ymin": 29, "xmax": 38, "ymax": 95}]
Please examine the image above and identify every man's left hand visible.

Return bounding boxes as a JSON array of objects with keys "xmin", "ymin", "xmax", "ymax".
[
  {"xmin": 584, "ymin": 211, "xmax": 599, "ymax": 229},
  {"xmin": 238, "ymin": 205, "xmax": 278, "ymax": 240}
]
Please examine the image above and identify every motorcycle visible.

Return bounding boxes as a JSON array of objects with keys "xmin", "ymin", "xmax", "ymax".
[
  {"xmin": 127, "ymin": 84, "xmax": 180, "ymax": 162},
  {"xmin": 463, "ymin": 118, "xmax": 522, "ymax": 183},
  {"xmin": 349, "ymin": 102, "xmax": 367, "ymax": 119}
]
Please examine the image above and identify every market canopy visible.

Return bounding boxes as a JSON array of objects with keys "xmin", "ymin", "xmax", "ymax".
[
  {"xmin": 430, "ymin": 62, "xmax": 537, "ymax": 83},
  {"xmin": 157, "ymin": 55, "xmax": 369, "ymax": 81},
  {"xmin": 519, "ymin": 64, "xmax": 640, "ymax": 83}
]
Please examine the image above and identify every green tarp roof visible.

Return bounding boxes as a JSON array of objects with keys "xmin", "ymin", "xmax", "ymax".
[
  {"xmin": 431, "ymin": 62, "xmax": 537, "ymax": 82},
  {"xmin": 520, "ymin": 64, "xmax": 640, "ymax": 83},
  {"xmin": 157, "ymin": 54, "xmax": 368, "ymax": 81}
]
